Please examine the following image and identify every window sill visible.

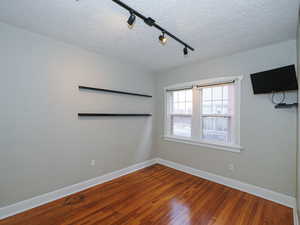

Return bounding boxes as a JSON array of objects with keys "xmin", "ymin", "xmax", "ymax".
[{"xmin": 163, "ymin": 135, "xmax": 243, "ymax": 153}]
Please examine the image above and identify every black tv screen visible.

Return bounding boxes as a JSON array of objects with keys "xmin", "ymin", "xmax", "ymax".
[{"xmin": 250, "ymin": 65, "xmax": 298, "ymax": 94}]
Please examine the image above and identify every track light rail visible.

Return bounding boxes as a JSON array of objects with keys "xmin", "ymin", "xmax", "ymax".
[{"xmin": 112, "ymin": 0, "xmax": 195, "ymax": 52}]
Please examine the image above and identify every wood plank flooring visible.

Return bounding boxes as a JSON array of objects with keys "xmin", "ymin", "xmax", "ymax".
[{"xmin": 0, "ymin": 164, "xmax": 293, "ymax": 225}]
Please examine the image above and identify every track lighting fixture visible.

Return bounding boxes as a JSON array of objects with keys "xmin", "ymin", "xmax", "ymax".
[
  {"xmin": 112, "ymin": 0, "xmax": 194, "ymax": 56},
  {"xmin": 183, "ymin": 46, "xmax": 188, "ymax": 56},
  {"xmin": 127, "ymin": 11, "xmax": 136, "ymax": 29},
  {"xmin": 159, "ymin": 32, "xmax": 167, "ymax": 45}
]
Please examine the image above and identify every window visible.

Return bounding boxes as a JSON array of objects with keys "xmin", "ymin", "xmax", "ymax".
[
  {"xmin": 201, "ymin": 84, "xmax": 234, "ymax": 144},
  {"xmin": 164, "ymin": 77, "xmax": 242, "ymax": 152},
  {"xmin": 168, "ymin": 89, "xmax": 192, "ymax": 137}
]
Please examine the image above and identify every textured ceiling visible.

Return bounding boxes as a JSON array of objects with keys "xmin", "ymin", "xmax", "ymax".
[{"xmin": 0, "ymin": 0, "xmax": 299, "ymax": 72}]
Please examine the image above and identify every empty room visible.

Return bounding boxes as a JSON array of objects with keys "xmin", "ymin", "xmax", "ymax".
[{"xmin": 1, "ymin": 0, "xmax": 300, "ymax": 224}]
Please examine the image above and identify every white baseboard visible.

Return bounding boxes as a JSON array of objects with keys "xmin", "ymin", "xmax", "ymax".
[
  {"xmin": 0, "ymin": 159, "xmax": 157, "ymax": 220},
  {"xmin": 156, "ymin": 158, "xmax": 296, "ymax": 209},
  {"xmin": 294, "ymin": 208, "xmax": 299, "ymax": 225}
]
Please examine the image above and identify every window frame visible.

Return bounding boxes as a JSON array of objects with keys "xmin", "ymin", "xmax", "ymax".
[
  {"xmin": 166, "ymin": 88, "xmax": 193, "ymax": 138},
  {"xmin": 198, "ymin": 83, "xmax": 235, "ymax": 144},
  {"xmin": 163, "ymin": 76, "xmax": 243, "ymax": 153}
]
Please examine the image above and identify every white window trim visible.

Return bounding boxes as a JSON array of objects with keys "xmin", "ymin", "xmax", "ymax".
[
  {"xmin": 163, "ymin": 76, "xmax": 243, "ymax": 153},
  {"xmin": 163, "ymin": 135, "xmax": 243, "ymax": 153}
]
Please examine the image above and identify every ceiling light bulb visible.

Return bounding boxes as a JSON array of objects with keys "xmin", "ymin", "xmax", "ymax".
[
  {"xmin": 127, "ymin": 12, "xmax": 136, "ymax": 29},
  {"xmin": 183, "ymin": 46, "xmax": 188, "ymax": 56},
  {"xmin": 159, "ymin": 32, "xmax": 167, "ymax": 45}
]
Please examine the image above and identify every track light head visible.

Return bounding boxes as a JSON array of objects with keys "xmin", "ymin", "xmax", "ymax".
[
  {"xmin": 127, "ymin": 12, "xmax": 136, "ymax": 29},
  {"xmin": 183, "ymin": 46, "xmax": 188, "ymax": 56},
  {"xmin": 159, "ymin": 32, "xmax": 167, "ymax": 45}
]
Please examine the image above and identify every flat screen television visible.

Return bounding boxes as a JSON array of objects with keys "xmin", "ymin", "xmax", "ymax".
[{"xmin": 250, "ymin": 65, "xmax": 298, "ymax": 94}]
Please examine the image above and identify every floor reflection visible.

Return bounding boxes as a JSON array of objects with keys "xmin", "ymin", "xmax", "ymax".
[{"xmin": 169, "ymin": 198, "xmax": 191, "ymax": 225}]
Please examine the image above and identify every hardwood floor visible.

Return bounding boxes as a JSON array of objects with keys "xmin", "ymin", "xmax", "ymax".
[{"xmin": 0, "ymin": 164, "xmax": 293, "ymax": 225}]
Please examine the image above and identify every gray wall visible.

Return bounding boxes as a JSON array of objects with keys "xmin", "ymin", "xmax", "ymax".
[
  {"xmin": 0, "ymin": 22, "xmax": 155, "ymax": 207},
  {"xmin": 0, "ymin": 21, "xmax": 298, "ymax": 209},
  {"xmin": 154, "ymin": 40, "xmax": 298, "ymax": 197}
]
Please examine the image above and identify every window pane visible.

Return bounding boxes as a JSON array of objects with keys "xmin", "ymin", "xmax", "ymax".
[
  {"xmin": 173, "ymin": 92, "xmax": 179, "ymax": 102},
  {"xmin": 178, "ymin": 91, "xmax": 186, "ymax": 101},
  {"xmin": 173, "ymin": 102, "xmax": 179, "ymax": 113},
  {"xmin": 203, "ymin": 101, "xmax": 212, "ymax": 114},
  {"xmin": 223, "ymin": 86, "xmax": 228, "ymax": 100},
  {"xmin": 172, "ymin": 116, "xmax": 191, "ymax": 137},
  {"xmin": 202, "ymin": 85, "xmax": 232, "ymax": 115},
  {"xmin": 203, "ymin": 88, "xmax": 212, "ymax": 101},
  {"xmin": 222, "ymin": 100, "xmax": 229, "ymax": 114},
  {"xmin": 212, "ymin": 87, "xmax": 222, "ymax": 100},
  {"xmin": 186, "ymin": 102, "xmax": 192, "ymax": 114},
  {"xmin": 186, "ymin": 90, "xmax": 193, "ymax": 102},
  {"xmin": 212, "ymin": 100, "xmax": 223, "ymax": 114},
  {"xmin": 171, "ymin": 89, "xmax": 192, "ymax": 114},
  {"xmin": 202, "ymin": 117, "xmax": 230, "ymax": 143},
  {"xmin": 178, "ymin": 102, "xmax": 185, "ymax": 113}
]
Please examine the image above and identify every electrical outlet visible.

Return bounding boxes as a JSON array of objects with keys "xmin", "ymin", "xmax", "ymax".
[
  {"xmin": 228, "ymin": 163, "xmax": 235, "ymax": 172},
  {"xmin": 90, "ymin": 160, "xmax": 96, "ymax": 166}
]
